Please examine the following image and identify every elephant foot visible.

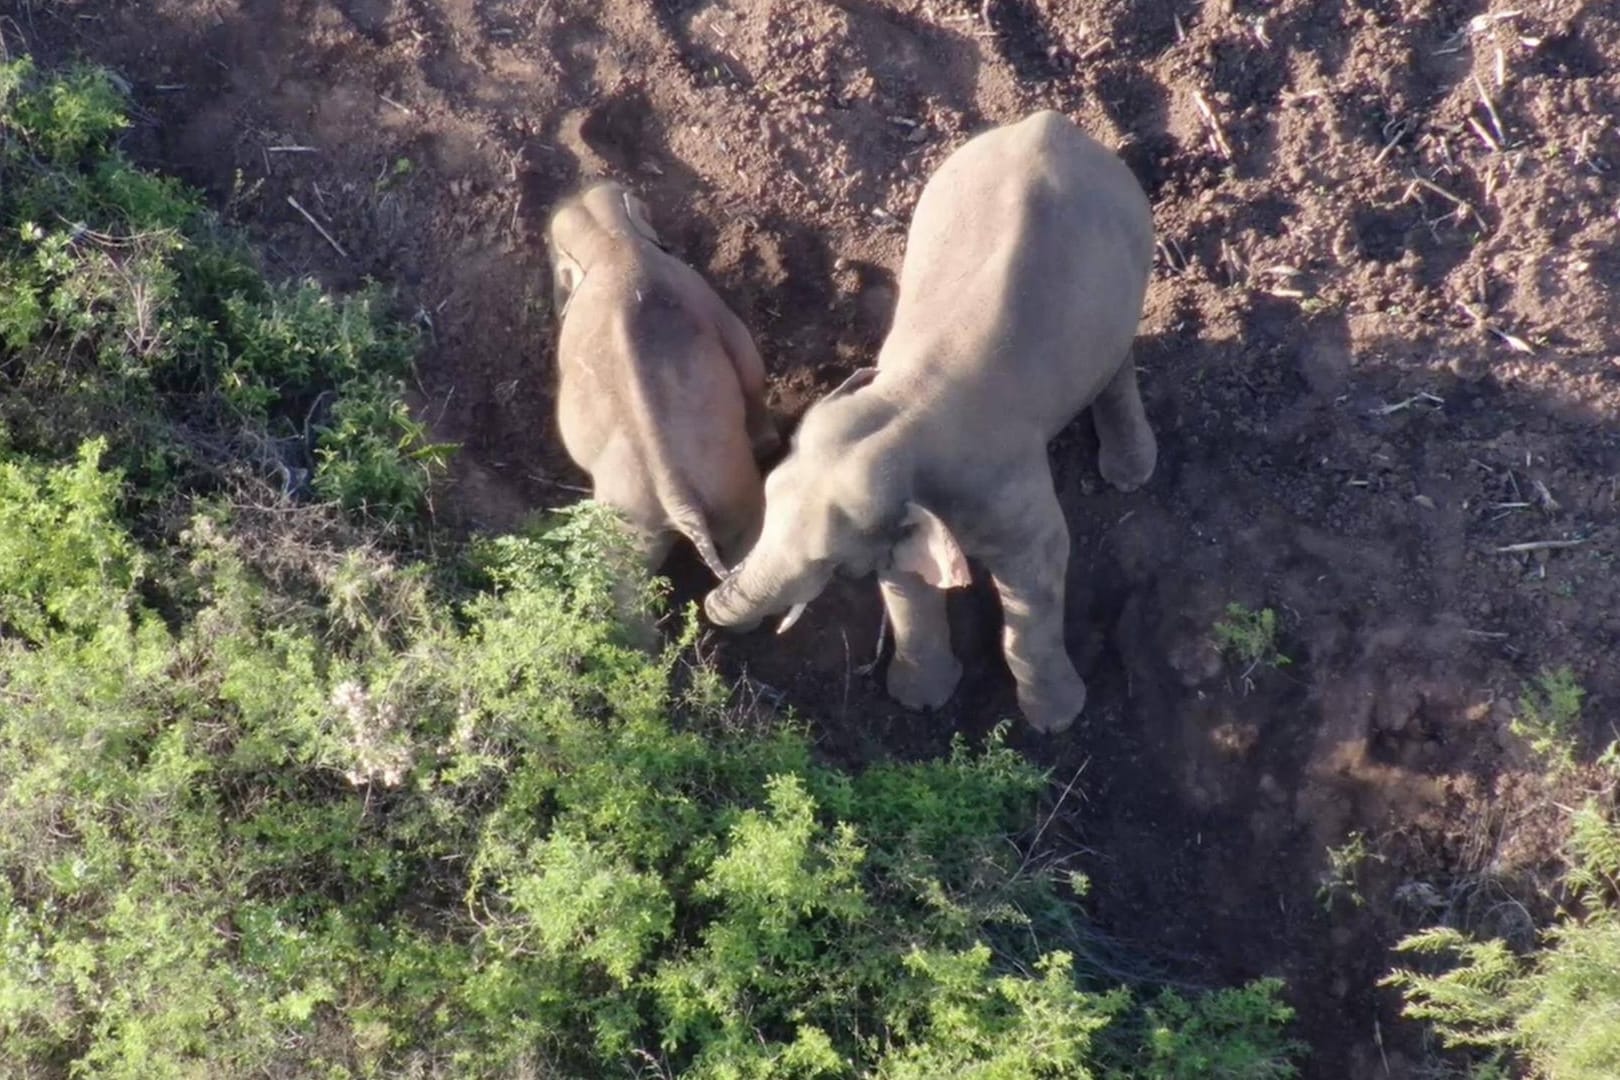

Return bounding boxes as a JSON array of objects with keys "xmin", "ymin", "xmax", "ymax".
[
  {"xmin": 1017, "ymin": 668, "xmax": 1088, "ymax": 734},
  {"xmin": 1098, "ymin": 433, "xmax": 1157, "ymax": 493},
  {"xmin": 886, "ymin": 649, "xmax": 963, "ymax": 711}
]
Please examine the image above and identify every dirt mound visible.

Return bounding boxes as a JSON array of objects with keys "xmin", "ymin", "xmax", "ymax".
[{"xmin": 15, "ymin": 0, "xmax": 1619, "ymax": 1073}]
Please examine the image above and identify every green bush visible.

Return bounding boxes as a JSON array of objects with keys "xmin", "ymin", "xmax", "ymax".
[
  {"xmin": 0, "ymin": 454, "xmax": 1302, "ymax": 1077},
  {"xmin": 0, "ymin": 55, "xmax": 447, "ymax": 520},
  {"xmin": 1385, "ymin": 801, "xmax": 1620, "ymax": 1079},
  {"xmin": 1210, "ymin": 604, "xmax": 1290, "ymax": 674},
  {"xmin": 1511, "ymin": 667, "xmax": 1586, "ymax": 774}
]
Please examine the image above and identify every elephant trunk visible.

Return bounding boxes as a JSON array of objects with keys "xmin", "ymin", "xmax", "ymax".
[
  {"xmin": 705, "ymin": 553, "xmax": 833, "ymax": 635},
  {"xmin": 703, "ymin": 564, "xmax": 769, "ymax": 628}
]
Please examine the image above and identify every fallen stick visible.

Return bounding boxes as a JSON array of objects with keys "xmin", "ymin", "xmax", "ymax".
[
  {"xmin": 1192, "ymin": 90, "xmax": 1234, "ymax": 159},
  {"xmin": 1493, "ymin": 538, "xmax": 1587, "ymax": 554},
  {"xmin": 286, "ymin": 195, "xmax": 349, "ymax": 260}
]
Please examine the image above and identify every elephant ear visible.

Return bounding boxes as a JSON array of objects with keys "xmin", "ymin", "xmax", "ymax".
[
  {"xmin": 892, "ymin": 502, "xmax": 970, "ymax": 589},
  {"xmin": 551, "ymin": 249, "xmax": 586, "ymax": 318},
  {"xmin": 621, "ymin": 192, "xmax": 664, "ymax": 247}
]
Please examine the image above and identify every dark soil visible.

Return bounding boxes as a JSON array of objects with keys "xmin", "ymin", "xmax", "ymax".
[{"xmin": 14, "ymin": 0, "xmax": 1620, "ymax": 1075}]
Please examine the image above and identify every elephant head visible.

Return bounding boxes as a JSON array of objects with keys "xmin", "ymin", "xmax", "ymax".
[
  {"xmin": 547, "ymin": 181, "xmax": 663, "ymax": 316},
  {"xmin": 704, "ymin": 369, "xmax": 969, "ymax": 633}
]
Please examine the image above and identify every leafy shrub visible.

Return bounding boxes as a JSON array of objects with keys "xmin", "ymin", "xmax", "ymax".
[
  {"xmin": 0, "ymin": 436, "xmax": 141, "ymax": 641},
  {"xmin": 1385, "ymin": 801, "xmax": 1620, "ymax": 1079},
  {"xmin": 0, "ymin": 454, "xmax": 1303, "ymax": 1077},
  {"xmin": 1211, "ymin": 604, "xmax": 1290, "ymax": 674},
  {"xmin": 0, "ymin": 55, "xmax": 446, "ymax": 520},
  {"xmin": 1511, "ymin": 666, "xmax": 1586, "ymax": 773}
]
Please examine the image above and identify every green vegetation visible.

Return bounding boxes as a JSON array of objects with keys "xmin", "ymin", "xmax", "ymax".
[
  {"xmin": 1511, "ymin": 666, "xmax": 1587, "ymax": 774},
  {"xmin": 1211, "ymin": 604, "xmax": 1290, "ymax": 676},
  {"xmin": 0, "ymin": 55, "xmax": 449, "ymax": 522},
  {"xmin": 0, "ymin": 56, "xmax": 1306, "ymax": 1078},
  {"xmin": 1388, "ymin": 667, "xmax": 1615, "ymax": 1076},
  {"xmin": 1317, "ymin": 831, "xmax": 1383, "ymax": 913},
  {"xmin": 1385, "ymin": 800, "xmax": 1620, "ymax": 1079}
]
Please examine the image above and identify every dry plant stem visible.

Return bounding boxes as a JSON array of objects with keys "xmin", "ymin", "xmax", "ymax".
[
  {"xmin": 1468, "ymin": 115, "xmax": 1502, "ymax": 152},
  {"xmin": 1493, "ymin": 539, "xmax": 1587, "ymax": 554},
  {"xmin": 1403, "ymin": 177, "xmax": 1481, "ymax": 227},
  {"xmin": 285, "ymin": 195, "xmax": 349, "ymax": 259},
  {"xmin": 1374, "ymin": 125, "xmax": 1406, "ymax": 164},
  {"xmin": 1191, "ymin": 90, "xmax": 1234, "ymax": 159},
  {"xmin": 1372, "ymin": 392, "xmax": 1444, "ymax": 416},
  {"xmin": 1473, "ymin": 74, "xmax": 1507, "ymax": 147}
]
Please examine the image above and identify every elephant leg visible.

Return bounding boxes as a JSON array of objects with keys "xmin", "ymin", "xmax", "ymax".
[
  {"xmin": 982, "ymin": 478, "xmax": 1086, "ymax": 733},
  {"xmin": 878, "ymin": 569, "xmax": 961, "ymax": 710},
  {"xmin": 1092, "ymin": 348, "xmax": 1157, "ymax": 492}
]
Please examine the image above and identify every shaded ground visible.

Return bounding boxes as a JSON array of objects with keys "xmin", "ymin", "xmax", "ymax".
[{"xmin": 14, "ymin": 0, "xmax": 1620, "ymax": 1074}]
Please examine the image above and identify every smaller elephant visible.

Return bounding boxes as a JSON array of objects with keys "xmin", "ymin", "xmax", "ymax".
[
  {"xmin": 547, "ymin": 181, "xmax": 779, "ymax": 579},
  {"xmin": 703, "ymin": 112, "xmax": 1156, "ymax": 733}
]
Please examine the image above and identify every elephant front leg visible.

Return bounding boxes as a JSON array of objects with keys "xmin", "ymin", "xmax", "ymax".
[
  {"xmin": 878, "ymin": 569, "xmax": 961, "ymax": 710},
  {"xmin": 984, "ymin": 488, "xmax": 1086, "ymax": 733}
]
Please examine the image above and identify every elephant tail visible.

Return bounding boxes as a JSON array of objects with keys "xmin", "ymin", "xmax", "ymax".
[{"xmin": 664, "ymin": 495, "xmax": 729, "ymax": 580}]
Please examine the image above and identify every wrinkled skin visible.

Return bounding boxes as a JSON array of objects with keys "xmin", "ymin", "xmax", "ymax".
[
  {"xmin": 704, "ymin": 112, "xmax": 1157, "ymax": 733},
  {"xmin": 548, "ymin": 181, "xmax": 779, "ymax": 585}
]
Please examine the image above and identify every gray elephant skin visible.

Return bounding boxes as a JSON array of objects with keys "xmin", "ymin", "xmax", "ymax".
[
  {"xmin": 548, "ymin": 181, "xmax": 779, "ymax": 579},
  {"xmin": 703, "ymin": 111, "xmax": 1157, "ymax": 733}
]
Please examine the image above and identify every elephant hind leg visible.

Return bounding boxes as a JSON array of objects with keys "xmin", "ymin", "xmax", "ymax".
[
  {"xmin": 982, "ymin": 474, "xmax": 1087, "ymax": 734},
  {"xmin": 1092, "ymin": 349, "xmax": 1157, "ymax": 492}
]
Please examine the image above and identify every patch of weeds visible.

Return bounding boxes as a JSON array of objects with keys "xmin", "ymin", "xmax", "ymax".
[
  {"xmin": 1212, "ymin": 603, "xmax": 1291, "ymax": 687},
  {"xmin": 1511, "ymin": 666, "xmax": 1585, "ymax": 773},
  {"xmin": 1598, "ymin": 741, "xmax": 1620, "ymax": 782},
  {"xmin": 1108, "ymin": 977, "xmax": 1306, "ymax": 1079},
  {"xmin": 375, "ymin": 155, "xmax": 415, "ymax": 193},
  {"xmin": 1317, "ymin": 831, "xmax": 1385, "ymax": 913}
]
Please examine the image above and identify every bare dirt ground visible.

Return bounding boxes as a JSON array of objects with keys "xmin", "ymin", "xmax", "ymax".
[{"xmin": 14, "ymin": 0, "xmax": 1620, "ymax": 1074}]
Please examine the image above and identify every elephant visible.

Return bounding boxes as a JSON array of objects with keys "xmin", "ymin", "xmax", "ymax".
[
  {"xmin": 547, "ymin": 180, "xmax": 780, "ymax": 581},
  {"xmin": 702, "ymin": 111, "xmax": 1157, "ymax": 733}
]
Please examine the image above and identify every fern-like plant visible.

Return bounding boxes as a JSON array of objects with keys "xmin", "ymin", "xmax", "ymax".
[{"xmin": 1385, "ymin": 801, "xmax": 1620, "ymax": 1079}]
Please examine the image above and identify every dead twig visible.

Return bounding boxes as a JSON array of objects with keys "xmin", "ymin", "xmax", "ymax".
[
  {"xmin": 1020, "ymin": 759, "xmax": 1090, "ymax": 876},
  {"xmin": 378, "ymin": 93, "xmax": 414, "ymax": 116},
  {"xmin": 1374, "ymin": 119, "xmax": 1409, "ymax": 165},
  {"xmin": 1473, "ymin": 74, "xmax": 1507, "ymax": 148},
  {"xmin": 1191, "ymin": 90, "xmax": 1234, "ymax": 160},
  {"xmin": 1371, "ymin": 391, "xmax": 1445, "ymax": 416},
  {"xmin": 285, "ymin": 195, "xmax": 348, "ymax": 260},
  {"xmin": 1403, "ymin": 176, "xmax": 1481, "ymax": 227},
  {"xmin": 1467, "ymin": 115, "xmax": 1502, "ymax": 152},
  {"xmin": 1490, "ymin": 326, "xmax": 1534, "ymax": 354},
  {"xmin": 1493, "ymin": 538, "xmax": 1588, "ymax": 554}
]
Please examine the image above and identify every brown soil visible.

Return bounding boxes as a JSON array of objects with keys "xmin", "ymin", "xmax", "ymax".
[{"xmin": 15, "ymin": 0, "xmax": 1620, "ymax": 1074}]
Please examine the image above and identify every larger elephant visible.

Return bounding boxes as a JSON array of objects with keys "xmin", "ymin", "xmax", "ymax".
[{"xmin": 703, "ymin": 111, "xmax": 1157, "ymax": 733}]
